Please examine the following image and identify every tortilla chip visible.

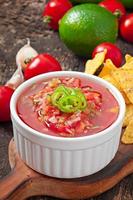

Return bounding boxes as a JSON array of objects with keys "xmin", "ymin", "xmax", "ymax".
[
  {"xmin": 99, "ymin": 59, "xmax": 117, "ymax": 78},
  {"xmin": 122, "ymin": 55, "xmax": 133, "ymax": 70},
  {"xmin": 111, "ymin": 69, "xmax": 133, "ymax": 104},
  {"xmin": 102, "ymin": 74, "xmax": 120, "ymax": 89},
  {"xmin": 123, "ymin": 104, "xmax": 133, "ymax": 127},
  {"xmin": 121, "ymin": 119, "xmax": 133, "ymax": 144},
  {"xmin": 121, "ymin": 92, "xmax": 131, "ymax": 105},
  {"xmin": 102, "ymin": 74, "xmax": 130, "ymax": 104},
  {"xmin": 125, "ymin": 54, "xmax": 133, "ymax": 63},
  {"xmin": 85, "ymin": 50, "xmax": 106, "ymax": 74},
  {"xmin": 122, "ymin": 61, "xmax": 133, "ymax": 70}
]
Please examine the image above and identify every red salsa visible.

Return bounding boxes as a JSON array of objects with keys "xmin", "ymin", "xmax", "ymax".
[{"xmin": 17, "ymin": 77, "xmax": 119, "ymax": 137}]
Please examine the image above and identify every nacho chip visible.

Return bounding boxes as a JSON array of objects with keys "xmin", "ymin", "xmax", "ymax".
[
  {"xmin": 121, "ymin": 92, "xmax": 131, "ymax": 105},
  {"xmin": 125, "ymin": 54, "xmax": 133, "ymax": 63},
  {"xmin": 121, "ymin": 119, "xmax": 133, "ymax": 144},
  {"xmin": 99, "ymin": 59, "xmax": 117, "ymax": 78},
  {"xmin": 123, "ymin": 104, "xmax": 133, "ymax": 127},
  {"xmin": 122, "ymin": 61, "xmax": 133, "ymax": 70},
  {"xmin": 122, "ymin": 55, "xmax": 133, "ymax": 70},
  {"xmin": 102, "ymin": 74, "xmax": 120, "ymax": 88},
  {"xmin": 102, "ymin": 74, "xmax": 130, "ymax": 104},
  {"xmin": 85, "ymin": 50, "xmax": 106, "ymax": 75},
  {"xmin": 111, "ymin": 69, "xmax": 133, "ymax": 104}
]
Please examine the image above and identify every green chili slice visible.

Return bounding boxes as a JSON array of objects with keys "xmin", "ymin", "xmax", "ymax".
[
  {"xmin": 75, "ymin": 89, "xmax": 87, "ymax": 110},
  {"xmin": 50, "ymin": 85, "xmax": 87, "ymax": 113},
  {"xmin": 51, "ymin": 85, "xmax": 68, "ymax": 106},
  {"xmin": 58, "ymin": 95, "xmax": 82, "ymax": 113}
]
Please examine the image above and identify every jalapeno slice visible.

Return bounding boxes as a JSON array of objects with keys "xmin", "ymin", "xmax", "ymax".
[
  {"xmin": 51, "ymin": 85, "xmax": 68, "ymax": 106},
  {"xmin": 50, "ymin": 85, "xmax": 87, "ymax": 113},
  {"xmin": 75, "ymin": 89, "xmax": 87, "ymax": 110},
  {"xmin": 58, "ymin": 95, "xmax": 82, "ymax": 113}
]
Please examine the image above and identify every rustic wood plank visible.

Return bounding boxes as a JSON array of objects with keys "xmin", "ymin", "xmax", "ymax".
[
  {"xmin": 0, "ymin": 139, "xmax": 133, "ymax": 200},
  {"xmin": 0, "ymin": 0, "xmax": 133, "ymax": 199}
]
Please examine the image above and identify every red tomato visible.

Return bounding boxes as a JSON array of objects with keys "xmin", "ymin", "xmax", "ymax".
[
  {"xmin": 99, "ymin": 0, "xmax": 126, "ymax": 20},
  {"xmin": 120, "ymin": 13, "xmax": 133, "ymax": 43},
  {"xmin": 24, "ymin": 54, "xmax": 62, "ymax": 80},
  {"xmin": 92, "ymin": 42, "xmax": 122, "ymax": 67},
  {"xmin": 0, "ymin": 86, "xmax": 14, "ymax": 122},
  {"xmin": 43, "ymin": 0, "xmax": 72, "ymax": 30}
]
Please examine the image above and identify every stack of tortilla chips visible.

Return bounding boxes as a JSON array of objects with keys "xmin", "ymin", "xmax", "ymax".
[{"xmin": 85, "ymin": 52, "xmax": 133, "ymax": 144}]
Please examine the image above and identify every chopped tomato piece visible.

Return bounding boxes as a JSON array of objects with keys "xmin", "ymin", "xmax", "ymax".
[
  {"xmin": 17, "ymin": 77, "xmax": 119, "ymax": 137},
  {"xmin": 61, "ymin": 78, "xmax": 81, "ymax": 88}
]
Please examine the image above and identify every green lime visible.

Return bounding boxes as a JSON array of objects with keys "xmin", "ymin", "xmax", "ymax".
[
  {"xmin": 70, "ymin": 0, "xmax": 101, "ymax": 4},
  {"xmin": 120, "ymin": 0, "xmax": 133, "ymax": 8},
  {"xmin": 59, "ymin": 4, "xmax": 118, "ymax": 57}
]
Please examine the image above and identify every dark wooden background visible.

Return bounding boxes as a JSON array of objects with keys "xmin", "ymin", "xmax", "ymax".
[{"xmin": 0, "ymin": 0, "xmax": 133, "ymax": 199}]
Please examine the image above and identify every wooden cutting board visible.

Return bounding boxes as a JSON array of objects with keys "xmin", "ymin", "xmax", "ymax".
[{"xmin": 0, "ymin": 138, "xmax": 133, "ymax": 200}]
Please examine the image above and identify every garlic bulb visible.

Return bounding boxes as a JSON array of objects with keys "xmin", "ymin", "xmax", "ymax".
[
  {"xmin": 16, "ymin": 38, "xmax": 38, "ymax": 70},
  {"xmin": 6, "ymin": 64, "xmax": 24, "ymax": 90}
]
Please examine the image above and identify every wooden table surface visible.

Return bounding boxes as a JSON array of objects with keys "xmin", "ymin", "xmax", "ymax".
[{"xmin": 0, "ymin": 0, "xmax": 133, "ymax": 199}]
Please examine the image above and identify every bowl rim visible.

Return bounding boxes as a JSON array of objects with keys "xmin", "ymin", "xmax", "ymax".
[{"xmin": 10, "ymin": 71, "xmax": 125, "ymax": 142}]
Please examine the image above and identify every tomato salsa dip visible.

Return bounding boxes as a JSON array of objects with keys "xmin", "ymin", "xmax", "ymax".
[{"xmin": 17, "ymin": 77, "xmax": 119, "ymax": 137}]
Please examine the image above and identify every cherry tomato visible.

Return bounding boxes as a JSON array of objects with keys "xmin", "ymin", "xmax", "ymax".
[
  {"xmin": 92, "ymin": 42, "xmax": 122, "ymax": 67},
  {"xmin": 120, "ymin": 13, "xmax": 133, "ymax": 43},
  {"xmin": 0, "ymin": 86, "xmax": 14, "ymax": 122},
  {"xmin": 99, "ymin": 0, "xmax": 126, "ymax": 20},
  {"xmin": 24, "ymin": 54, "xmax": 62, "ymax": 80},
  {"xmin": 43, "ymin": 0, "xmax": 72, "ymax": 30}
]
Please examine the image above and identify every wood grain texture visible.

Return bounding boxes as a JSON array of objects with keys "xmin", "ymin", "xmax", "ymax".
[
  {"xmin": 0, "ymin": 0, "xmax": 133, "ymax": 200},
  {"xmin": 0, "ymin": 139, "xmax": 133, "ymax": 200}
]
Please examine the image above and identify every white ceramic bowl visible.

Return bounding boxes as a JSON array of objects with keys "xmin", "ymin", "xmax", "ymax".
[{"xmin": 10, "ymin": 71, "xmax": 125, "ymax": 178}]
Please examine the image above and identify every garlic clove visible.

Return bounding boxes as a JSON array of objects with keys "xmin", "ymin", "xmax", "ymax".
[
  {"xmin": 16, "ymin": 38, "xmax": 38, "ymax": 70},
  {"xmin": 6, "ymin": 39, "xmax": 38, "ymax": 90},
  {"xmin": 6, "ymin": 64, "xmax": 24, "ymax": 90}
]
